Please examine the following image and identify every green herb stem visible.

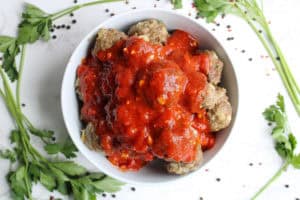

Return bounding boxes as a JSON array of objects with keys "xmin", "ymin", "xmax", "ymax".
[
  {"xmin": 236, "ymin": 4, "xmax": 300, "ymax": 115},
  {"xmin": 0, "ymin": 68, "xmax": 20, "ymax": 123},
  {"xmin": 263, "ymin": 22, "xmax": 300, "ymax": 95},
  {"xmin": 51, "ymin": 0, "xmax": 122, "ymax": 20},
  {"xmin": 261, "ymin": 23, "xmax": 300, "ymax": 105},
  {"xmin": 0, "ymin": 88, "xmax": 6, "ymax": 100},
  {"xmin": 251, "ymin": 161, "xmax": 289, "ymax": 200},
  {"xmin": 2, "ymin": 70, "xmax": 49, "ymax": 174},
  {"xmin": 0, "ymin": 67, "xmax": 32, "ymax": 163},
  {"xmin": 23, "ymin": 114, "xmax": 35, "ymax": 129},
  {"xmin": 24, "ymin": 165, "xmax": 33, "ymax": 200},
  {"xmin": 0, "ymin": 74, "xmax": 33, "ymax": 200},
  {"xmin": 16, "ymin": 45, "xmax": 26, "ymax": 109}
]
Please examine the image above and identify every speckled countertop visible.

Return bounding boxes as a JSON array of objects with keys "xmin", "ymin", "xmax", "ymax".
[{"xmin": 1, "ymin": 0, "xmax": 300, "ymax": 200}]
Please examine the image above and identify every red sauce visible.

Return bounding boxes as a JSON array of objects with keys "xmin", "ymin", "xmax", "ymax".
[{"xmin": 77, "ymin": 30, "xmax": 215, "ymax": 171}]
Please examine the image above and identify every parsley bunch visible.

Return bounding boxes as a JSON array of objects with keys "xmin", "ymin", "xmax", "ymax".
[
  {"xmin": 251, "ymin": 94, "xmax": 300, "ymax": 199},
  {"xmin": 0, "ymin": 1, "xmax": 124, "ymax": 200},
  {"xmin": 171, "ymin": 0, "xmax": 300, "ymax": 116}
]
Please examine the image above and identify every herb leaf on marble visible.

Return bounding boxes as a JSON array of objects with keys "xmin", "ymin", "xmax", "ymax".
[
  {"xmin": 0, "ymin": 149, "xmax": 17, "ymax": 162},
  {"xmin": 171, "ymin": 0, "xmax": 183, "ymax": 9},
  {"xmin": 251, "ymin": 94, "xmax": 300, "ymax": 199},
  {"xmin": 0, "ymin": 36, "xmax": 19, "ymax": 81},
  {"xmin": 18, "ymin": 3, "xmax": 52, "ymax": 44},
  {"xmin": 44, "ymin": 139, "xmax": 78, "ymax": 158}
]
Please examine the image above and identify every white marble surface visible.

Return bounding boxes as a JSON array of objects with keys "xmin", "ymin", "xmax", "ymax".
[{"xmin": 1, "ymin": 0, "xmax": 300, "ymax": 200}]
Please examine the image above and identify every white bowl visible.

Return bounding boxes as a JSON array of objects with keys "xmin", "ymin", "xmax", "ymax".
[{"xmin": 61, "ymin": 9, "xmax": 238, "ymax": 185}]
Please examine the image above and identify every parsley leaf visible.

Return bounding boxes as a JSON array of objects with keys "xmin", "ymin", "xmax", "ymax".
[
  {"xmin": 0, "ymin": 149, "xmax": 17, "ymax": 162},
  {"xmin": 18, "ymin": 3, "xmax": 52, "ymax": 44},
  {"xmin": 0, "ymin": 36, "xmax": 19, "ymax": 81},
  {"xmin": 28, "ymin": 163, "xmax": 41, "ymax": 183},
  {"xmin": 23, "ymin": 3, "xmax": 47, "ymax": 17},
  {"xmin": 263, "ymin": 94, "xmax": 293, "ymax": 160},
  {"xmin": 10, "ymin": 130, "xmax": 22, "ymax": 145},
  {"xmin": 291, "ymin": 154, "xmax": 300, "ymax": 169},
  {"xmin": 194, "ymin": 0, "xmax": 235, "ymax": 22},
  {"xmin": 92, "ymin": 176, "xmax": 124, "ymax": 193},
  {"xmin": 8, "ymin": 166, "xmax": 32, "ymax": 199},
  {"xmin": 276, "ymin": 94, "xmax": 285, "ymax": 112},
  {"xmin": 56, "ymin": 179, "xmax": 69, "ymax": 195},
  {"xmin": 44, "ymin": 138, "xmax": 78, "ymax": 158},
  {"xmin": 40, "ymin": 171, "xmax": 56, "ymax": 191},
  {"xmin": 52, "ymin": 161, "xmax": 87, "ymax": 176},
  {"xmin": 171, "ymin": 0, "xmax": 182, "ymax": 9},
  {"xmin": 68, "ymin": 173, "xmax": 124, "ymax": 200},
  {"xmin": 29, "ymin": 127, "xmax": 54, "ymax": 138},
  {"xmin": 0, "ymin": 36, "xmax": 17, "ymax": 51},
  {"xmin": 289, "ymin": 134, "xmax": 297, "ymax": 151}
]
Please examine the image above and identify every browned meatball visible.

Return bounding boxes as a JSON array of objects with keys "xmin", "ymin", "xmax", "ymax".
[
  {"xmin": 206, "ymin": 50, "xmax": 224, "ymax": 85},
  {"xmin": 128, "ymin": 19, "xmax": 169, "ymax": 45},
  {"xmin": 80, "ymin": 123, "xmax": 101, "ymax": 150},
  {"xmin": 208, "ymin": 99, "xmax": 232, "ymax": 132},
  {"xmin": 201, "ymin": 83, "xmax": 232, "ymax": 132},
  {"xmin": 202, "ymin": 83, "xmax": 227, "ymax": 109},
  {"xmin": 92, "ymin": 28, "xmax": 127, "ymax": 56},
  {"xmin": 75, "ymin": 78, "xmax": 83, "ymax": 101},
  {"xmin": 136, "ymin": 62, "xmax": 187, "ymax": 107},
  {"xmin": 166, "ymin": 144, "xmax": 203, "ymax": 175}
]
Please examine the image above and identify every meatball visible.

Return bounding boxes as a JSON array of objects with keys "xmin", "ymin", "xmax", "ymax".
[
  {"xmin": 202, "ymin": 83, "xmax": 227, "ymax": 109},
  {"xmin": 206, "ymin": 50, "xmax": 224, "ymax": 85},
  {"xmin": 208, "ymin": 99, "xmax": 232, "ymax": 132},
  {"xmin": 92, "ymin": 28, "xmax": 127, "ymax": 56},
  {"xmin": 75, "ymin": 77, "xmax": 83, "ymax": 101},
  {"xmin": 136, "ymin": 62, "xmax": 187, "ymax": 107},
  {"xmin": 166, "ymin": 144, "xmax": 203, "ymax": 175},
  {"xmin": 205, "ymin": 77, "xmax": 232, "ymax": 132},
  {"xmin": 152, "ymin": 106, "xmax": 198, "ymax": 163},
  {"xmin": 81, "ymin": 123, "xmax": 101, "ymax": 150},
  {"xmin": 128, "ymin": 19, "xmax": 169, "ymax": 45}
]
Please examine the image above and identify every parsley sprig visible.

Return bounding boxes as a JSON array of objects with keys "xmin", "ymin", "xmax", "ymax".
[
  {"xmin": 0, "ymin": 0, "xmax": 122, "ymax": 82},
  {"xmin": 0, "ymin": 1, "xmax": 124, "ymax": 199},
  {"xmin": 170, "ymin": 0, "xmax": 300, "ymax": 116},
  {"xmin": 251, "ymin": 94, "xmax": 300, "ymax": 199},
  {"xmin": 193, "ymin": 0, "xmax": 300, "ymax": 116}
]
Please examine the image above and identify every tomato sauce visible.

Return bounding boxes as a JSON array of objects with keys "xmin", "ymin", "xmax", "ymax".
[{"xmin": 77, "ymin": 30, "xmax": 215, "ymax": 171}]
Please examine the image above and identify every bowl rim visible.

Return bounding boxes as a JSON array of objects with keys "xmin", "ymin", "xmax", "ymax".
[{"xmin": 61, "ymin": 8, "xmax": 239, "ymax": 185}]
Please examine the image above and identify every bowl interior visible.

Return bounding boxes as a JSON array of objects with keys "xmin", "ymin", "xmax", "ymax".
[{"xmin": 61, "ymin": 9, "xmax": 238, "ymax": 184}]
